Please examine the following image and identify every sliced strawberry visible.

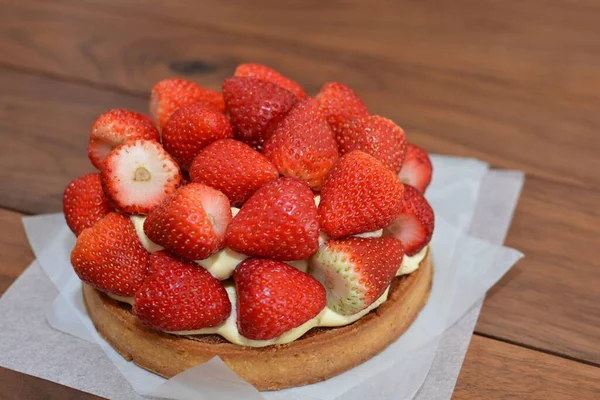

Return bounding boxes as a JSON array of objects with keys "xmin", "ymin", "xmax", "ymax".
[
  {"xmin": 101, "ymin": 139, "xmax": 181, "ymax": 214},
  {"xmin": 144, "ymin": 183, "xmax": 232, "ymax": 260},
  {"xmin": 234, "ymin": 63, "xmax": 307, "ymax": 99},
  {"xmin": 383, "ymin": 185, "xmax": 434, "ymax": 255},
  {"xmin": 162, "ymin": 103, "xmax": 233, "ymax": 169},
  {"xmin": 263, "ymin": 98, "xmax": 339, "ymax": 191},
  {"xmin": 222, "ymin": 77, "xmax": 297, "ymax": 150},
  {"xmin": 71, "ymin": 212, "xmax": 150, "ymax": 297},
  {"xmin": 315, "ymin": 82, "xmax": 369, "ymax": 135},
  {"xmin": 337, "ymin": 115, "xmax": 407, "ymax": 173},
  {"xmin": 189, "ymin": 139, "xmax": 279, "ymax": 207},
  {"xmin": 133, "ymin": 252, "xmax": 231, "ymax": 332},
  {"xmin": 150, "ymin": 78, "xmax": 225, "ymax": 130},
  {"xmin": 63, "ymin": 173, "xmax": 112, "ymax": 235},
  {"xmin": 399, "ymin": 143, "xmax": 433, "ymax": 193},
  {"xmin": 226, "ymin": 177, "xmax": 319, "ymax": 260},
  {"xmin": 88, "ymin": 109, "xmax": 159, "ymax": 170},
  {"xmin": 309, "ymin": 237, "xmax": 404, "ymax": 315},
  {"xmin": 319, "ymin": 150, "xmax": 404, "ymax": 238},
  {"xmin": 234, "ymin": 258, "xmax": 326, "ymax": 340}
]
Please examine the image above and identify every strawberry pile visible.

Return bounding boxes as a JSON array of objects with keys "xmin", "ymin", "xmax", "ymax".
[{"xmin": 64, "ymin": 63, "xmax": 435, "ymax": 341}]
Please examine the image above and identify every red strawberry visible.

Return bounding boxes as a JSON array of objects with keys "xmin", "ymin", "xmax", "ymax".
[
  {"xmin": 226, "ymin": 177, "xmax": 319, "ymax": 260},
  {"xmin": 263, "ymin": 98, "xmax": 339, "ymax": 191},
  {"xmin": 319, "ymin": 150, "xmax": 404, "ymax": 238},
  {"xmin": 162, "ymin": 103, "xmax": 233, "ymax": 169},
  {"xmin": 234, "ymin": 258, "xmax": 326, "ymax": 340},
  {"xmin": 71, "ymin": 212, "xmax": 150, "ymax": 296},
  {"xmin": 88, "ymin": 109, "xmax": 159, "ymax": 170},
  {"xmin": 102, "ymin": 139, "xmax": 181, "ymax": 214},
  {"xmin": 147, "ymin": 250, "xmax": 174, "ymax": 276},
  {"xmin": 234, "ymin": 63, "xmax": 307, "ymax": 99},
  {"xmin": 150, "ymin": 78, "xmax": 225, "ymax": 130},
  {"xmin": 315, "ymin": 82, "xmax": 369, "ymax": 135},
  {"xmin": 133, "ymin": 253, "xmax": 231, "ymax": 332},
  {"xmin": 222, "ymin": 77, "xmax": 297, "ymax": 150},
  {"xmin": 189, "ymin": 139, "xmax": 279, "ymax": 207},
  {"xmin": 399, "ymin": 143, "xmax": 433, "ymax": 193},
  {"xmin": 63, "ymin": 173, "xmax": 112, "ymax": 235},
  {"xmin": 309, "ymin": 237, "xmax": 404, "ymax": 315},
  {"xmin": 337, "ymin": 115, "xmax": 407, "ymax": 174},
  {"xmin": 383, "ymin": 185, "xmax": 434, "ymax": 255},
  {"xmin": 144, "ymin": 183, "xmax": 232, "ymax": 260}
]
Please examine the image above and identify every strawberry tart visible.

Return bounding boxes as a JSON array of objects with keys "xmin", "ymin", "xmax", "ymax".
[{"xmin": 63, "ymin": 63, "xmax": 435, "ymax": 391}]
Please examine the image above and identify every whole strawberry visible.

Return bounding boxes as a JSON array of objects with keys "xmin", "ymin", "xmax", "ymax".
[
  {"xmin": 399, "ymin": 143, "xmax": 433, "ymax": 193},
  {"xmin": 226, "ymin": 177, "xmax": 319, "ymax": 260},
  {"xmin": 63, "ymin": 173, "xmax": 112, "ymax": 235},
  {"xmin": 263, "ymin": 98, "xmax": 339, "ymax": 191},
  {"xmin": 88, "ymin": 109, "xmax": 159, "ymax": 170},
  {"xmin": 234, "ymin": 258, "xmax": 326, "ymax": 340},
  {"xmin": 150, "ymin": 78, "xmax": 225, "ymax": 130},
  {"xmin": 162, "ymin": 103, "xmax": 233, "ymax": 169},
  {"xmin": 222, "ymin": 77, "xmax": 297, "ymax": 150},
  {"xmin": 134, "ymin": 253, "xmax": 231, "ymax": 332},
  {"xmin": 383, "ymin": 185, "xmax": 434, "ymax": 255},
  {"xmin": 189, "ymin": 139, "xmax": 279, "ymax": 207},
  {"xmin": 144, "ymin": 183, "xmax": 232, "ymax": 260},
  {"xmin": 71, "ymin": 212, "xmax": 150, "ymax": 296},
  {"xmin": 319, "ymin": 150, "xmax": 404, "ymax": 238},
  {"xmin": 102, "ymin": 139, "xmax": 181, "ymax": 214},
  {"xmin": 234, "ymin": 63, "xmax": 307, "ymax": 99},
  {"xmin": 337, "ymin": 115, "xmax": 407, "ymax": 173},
  {"xmin": 315, "ymin": 82, "xmax": 369, "ymax": 135},
  {"xmin": 309, "ymin": 237, "xmax": 404, "ymax": 315}
]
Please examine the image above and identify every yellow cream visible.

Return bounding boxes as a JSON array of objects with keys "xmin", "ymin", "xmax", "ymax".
[
  {"xmin": 130, "ymin": 216, "xmax": 164, "ymax": 253},
  {"xmin": 107, "ymin": 247, "xmax": 427, "ymax": 347}
]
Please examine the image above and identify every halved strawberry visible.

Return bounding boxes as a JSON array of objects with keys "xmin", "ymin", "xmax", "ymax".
[
  {"xmin": 162, "ymin": 103, "xmax": 233, "ymax": 169},
  {"xmin": 263, "ymin": 98, "xmax": 339, "ymax": 191},
  {"xmin": 315, "ymin": 82, "xmax": 369, "ymax": 135},
  {"xmin": 63, "ymin": 173, "xmax": 112, "ymax": 235},
  {"xmin": 234, "ymin": 258, "xmax": 326, "ymax": 340},
  {"xmin": 71, "ymin": 212, "xmax": 150, "ymax": 297},
  {"xmin": 144, "ymin": 183, "xmax": 232, "ymax": 260},
  {"xmin": 101, "ymin": 139, "xmax": 181, "ymax": 214},
  {"xmin": 133, "ymin": 252, "xmax": 231, "ymax": 332},
  {"xmin": 337, "ymin": 115, "xmax": 407, "ymax": 173},
  {"xmin": 319, "ymin": 151, "xmax": 404, "ymax": 238},
  {"xmin": 399, "ymin": 143, "xmax": 433, "ymax": 193},
  {"xmin": 222, "ymin": 77, "xmax": 297, "ymax": 150},
  {"xmin": 150, "ymin": 78, "xmax": 225, "ymax": 130},
  {"xmin": 309, "ymin": 237, "xmax": 404, "ymax": 315},
  {"xmin": 234, "ymin": 63, "xmax": 307, "ymax": 99},
  {"xmin": 226, "ymin": 177, "xmax": 319, "ymax": 260},
  {"xmin": 383, "ymin": 185, "xmax": 434, "ymax": 255},
  {"xmin": 88, "ymin": 109, "xmax": 159, "ymax": 170},
  {"xmin": 189, "ymin": 139, "xmax": 279, "ymax": 207}
]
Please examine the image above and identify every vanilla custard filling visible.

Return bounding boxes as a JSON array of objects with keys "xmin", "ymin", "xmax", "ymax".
[
  {"xmin": 125, "ymin": 196, "xmax": 428, "ymax": 347},
  {"xmin": 107, "ymin": 244, "xmax": 427, "ymax": 347}
]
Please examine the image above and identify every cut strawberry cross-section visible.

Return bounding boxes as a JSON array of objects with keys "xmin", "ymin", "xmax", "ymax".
[{"xmin": 101, "ymin": 139, "xmax": 181, "ymax": 214}]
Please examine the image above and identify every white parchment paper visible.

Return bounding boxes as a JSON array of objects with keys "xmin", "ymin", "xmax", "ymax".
[{"xmin": 0, "ymin": 155, "xmax": 524, "ymax": 400}]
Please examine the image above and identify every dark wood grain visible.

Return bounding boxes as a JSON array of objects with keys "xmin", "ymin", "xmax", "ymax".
[
  {"xmin": 0, "ymin": 209, "xmax": 34, "ymax": 296},
  {"xmin": 477, "ymin": 176, "xmax": 600, "ymax": 364},
  {"xmin": 1, "ymin": 1, "xmax": 600, "ymax": 189},
  {"xmin": 0, "ymin": 68, "xmax": 145, "ymax": 215},
  {"xmin": 454, "ymin": 335, "xmax": 600, "ymax": 399},
  {"xmin": 0, "ymin": 366, "xmax": 103, "ymax": 400}
]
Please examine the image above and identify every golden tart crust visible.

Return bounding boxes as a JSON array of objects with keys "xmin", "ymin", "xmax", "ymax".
[{"xmin": 83, "ymin": 251, "xmax": 432, "ymax": 391}]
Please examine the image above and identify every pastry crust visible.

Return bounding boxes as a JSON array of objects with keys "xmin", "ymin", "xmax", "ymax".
[{"xmin": 83, "ymin": 251, "xmax": 433, "ymax": 391}]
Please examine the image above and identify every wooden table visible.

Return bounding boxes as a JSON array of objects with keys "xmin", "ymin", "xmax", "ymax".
[{"xmin": 1, "ymin": 1, "xmax": 599, "ymax": 398}]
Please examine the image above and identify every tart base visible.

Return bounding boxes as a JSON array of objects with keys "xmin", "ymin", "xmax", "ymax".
[{"xmin": 82, "ymin": 251, "xmax": 433, "ymax": 391}]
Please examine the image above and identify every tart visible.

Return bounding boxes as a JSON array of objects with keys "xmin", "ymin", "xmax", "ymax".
[{"xmin": 64, "ymin": 63, "xmax": 436, "ymax": 391}]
